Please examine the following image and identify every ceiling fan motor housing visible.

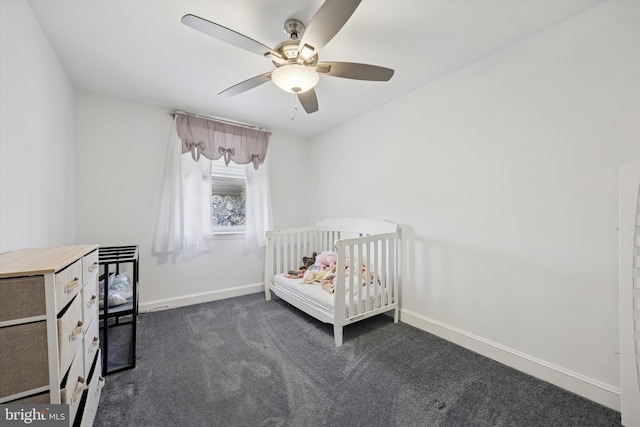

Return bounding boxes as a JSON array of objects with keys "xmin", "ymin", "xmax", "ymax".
[
  {"xmin": 273, "ymin": 41, "xmax": 319, "ymax": 66},
  {"xmin": 273, "ymin": 19, "xmax": 318, "ymax": 66}
]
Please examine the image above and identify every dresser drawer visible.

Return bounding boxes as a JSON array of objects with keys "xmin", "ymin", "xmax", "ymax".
[
  {"xmin": 82, "ymin": 250, "xmax": 99, "ymax": 286},
  {"xmin": 82, "ymin": 282, "xmax": 98, "ymax": 331},
  {"xmin": 83, "ymin": 318, "xmax": 100, "ymax": 379},
  {"xmin": 57, "ymin": 295, "xmax": 84, "ymax": 374},
  {"xmin": 0, "ymin": 321, "xmax": 48, "ymax": 399},
  {"xmin": 60, "ymin": 345, "xmax": 86, "ymax": 424},
  {"xmin": 55, "ymin": 260, "xmax": 83, "ymax": 310},
  {"xmin": 0, "ymin": 276, "xmax": 45, "ymax": 322},
  {"xmin": 74, "ymin": 350, "xmax": 104, "ymax": 427}
]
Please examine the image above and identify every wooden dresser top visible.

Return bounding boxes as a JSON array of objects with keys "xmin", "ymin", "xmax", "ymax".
[{"xmin": 0, "ymin": 245, "xmax": 98, "ymax": 277}]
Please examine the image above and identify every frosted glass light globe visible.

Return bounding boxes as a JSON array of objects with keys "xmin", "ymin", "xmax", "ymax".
[{"xmin": 271, "ymin": 64, "xmax": 319, "ymax": 93}]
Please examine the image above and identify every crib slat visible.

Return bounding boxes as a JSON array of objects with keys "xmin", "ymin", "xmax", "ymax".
[
  {"xmin": 287, "ymin": 234, "xmax": 292, "ymax": 270},
  {"xmin": 390, "ymin": 238, "xmax": 397, "ymax": 304},
  {"xmin": 289, "ymin": 234, "xmax": 295, "ymax": 270},
  {"xmin": 275, "ymin": 235, "xmax": 281, "ymax": 273},
  {"xmin": 359, "ymin": 242, "xmax": 365, "ymax": 314},
  {"xmin": 374, "ymin": 240, "xmax": 380, "ymax": 308},
  {"xmin": 378, "ymin": 239, "xmax": 385, "ymax": 306},
  {"xmin": 380, "ymin": 238, "xmax": 387, "ymax": 306},
  {"xmin": 349, "ymin": 244, "xmax": 356, "ymax": 318},
  {"xmin": 335, "ymin": 243, "xmax": 346, "ymax": 326},
  {"xmin": 364, "ymin": 242, "xmax": 371, "ymax": 312},
  {"xmin": 384, "ymin": 239, "xmax": 389, "ymax": 305},
  {"xmin": 284, "ymin": 234, "xmax": 288, "ymax": 271},
  {"xmin": 383, "ymin": 238, "xmax": 389, "ymax": 305},
  {"xmin": 387, "ymin": 237, "xmax": 393, "ymax": 304}
]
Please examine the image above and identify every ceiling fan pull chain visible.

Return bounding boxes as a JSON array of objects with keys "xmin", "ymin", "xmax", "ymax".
[{"xmin": 290, "ymin": 93, "xmax": 298, "ymax": 120}]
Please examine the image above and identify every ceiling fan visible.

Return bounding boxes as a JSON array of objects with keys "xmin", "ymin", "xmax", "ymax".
[{"xmin": 181, "ymin": 0, "xmax": 394, "ymax": 114}]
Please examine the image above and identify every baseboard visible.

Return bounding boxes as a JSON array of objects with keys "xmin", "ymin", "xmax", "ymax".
[
  {"xmin": 399, "ymin": 308, "xmax": 621, "ymax": 411},
  {"xmin": 139, "ymin": 283, "xmax": 264, "ymax": 313}
]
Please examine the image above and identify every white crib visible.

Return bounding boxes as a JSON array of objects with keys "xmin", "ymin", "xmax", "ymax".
[{"xmin": 264, "ymin": 218, "xmax": 401, "ymax": 347}]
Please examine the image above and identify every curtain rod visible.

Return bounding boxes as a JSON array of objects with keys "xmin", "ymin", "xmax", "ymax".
[{"xmin": 170, "ymin": 110, "xmax": 270, "ymax": 133}]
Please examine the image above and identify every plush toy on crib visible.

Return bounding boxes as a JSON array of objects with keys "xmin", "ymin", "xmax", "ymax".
[
  {"xmin": 304, "ymin": 264, "xmax": 336, "ymax": 285},
  {"xmin": 284, "ymin": 252, "xmax": 320, "ymax": 279},
  {"xmin": 302, "ymin": 268, "xmax": 327, "ymax": 284},
  {"xmin": 300, "ymin": 252, "xmax": 317, "ymax": 270},
  {"xmin": 314, "ymin": 250, "xmax": 337, "ymax": 270},
  {"xmin": 321, "ymin": 264, "xmax": 374, "ymax": 294}
]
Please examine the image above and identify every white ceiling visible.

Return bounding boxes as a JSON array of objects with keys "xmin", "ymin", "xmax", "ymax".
[{"xmin": 27, "ymin": 0, "xmax": 603, "ymax": 138}]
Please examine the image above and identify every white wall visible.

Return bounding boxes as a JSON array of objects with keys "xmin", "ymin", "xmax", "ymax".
[
  {"xmin": 74, "ymin": 91, "xmax": 309, "ymax": 308},
  {"xmin": 307, "ymin": 1, "xmax": 639, "ymax": 409},
  {"xmin": 0, "ymin": 0, "xmax": 76, "ymax": 252}
]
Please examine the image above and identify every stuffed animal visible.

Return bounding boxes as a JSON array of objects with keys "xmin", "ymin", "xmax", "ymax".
[
  {"xmin": 302, "ymin": 269, "xmax": 327, "ymax": 284},
  {"xmin": 320, "ymin": 270, "xmax": 337, "ymax": 293},
  {"xmin": 303, "ymin": 263, "xmax": 337, "ymax": 285},
  {"xmin": 285, "ymin": 271, "xmax": 299, "ymax": 279},
  {"xmin": 315, "ymin": 251, "xmax": 338, "ymax": 270},
  {"xmin": 320, "ymin": 264, "xmax": 375, "ymax": 294},
  {"xmin": 344, "ymin": 264, "xmax": 375, "ymax": 287},
  {"xmin": 321, "ymin": 281, "xmax": 335, "ymax": 294},
  {"xmin": 300, "ymin": 252, "xmax": 317, "ymax": 270}
]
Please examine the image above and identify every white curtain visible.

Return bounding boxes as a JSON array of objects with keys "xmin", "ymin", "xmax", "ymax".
[
  {"xmin": 244, "ymin": 159, "xmax": 273, "ymax": 248},
  {"xmin": 154, "ymin": 115, "xmax": 272, "ymax": 253},
  {"xmin": 181, "ymin": 153, "xmax": 212, "ymax": 251},
  {"xmin": 153, "ymin": 117, "xmax": 184, "ymax": 253}
]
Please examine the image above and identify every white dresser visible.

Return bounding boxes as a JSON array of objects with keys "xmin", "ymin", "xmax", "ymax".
[{"xmin": 0, "ymin": 245, "xmax": 105, "ymax": 426}]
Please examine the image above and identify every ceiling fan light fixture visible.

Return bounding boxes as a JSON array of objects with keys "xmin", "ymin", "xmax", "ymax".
[{"xmin": 271, "ymin": 64, "xmax": 319, "ymax": 94}]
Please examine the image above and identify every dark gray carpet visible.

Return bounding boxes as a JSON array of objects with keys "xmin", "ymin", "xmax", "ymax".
[{"xmin": 94, "ymin": 293, "xmax": 621, "ymax": 427}]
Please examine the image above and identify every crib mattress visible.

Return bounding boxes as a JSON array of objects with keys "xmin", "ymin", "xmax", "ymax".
[{"xmin": 272, "ymin": 273, "xmax": 388, "ymax": 317}]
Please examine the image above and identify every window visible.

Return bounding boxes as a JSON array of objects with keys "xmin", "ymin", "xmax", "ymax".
[{"xmin": 211, "ymin": 158, "xmax": 246, "ymax": 235}]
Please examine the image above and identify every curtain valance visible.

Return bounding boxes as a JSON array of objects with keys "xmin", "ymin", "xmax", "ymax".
[{"xmin": 176, "ymin": 113, "xmax": 270, "ymax": 169}]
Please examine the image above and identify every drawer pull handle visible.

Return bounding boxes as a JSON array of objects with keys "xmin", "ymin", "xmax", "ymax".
[
  {"xmin": 72, "ymin": 377, "xmax": 86, "ymax": 401},
  {"xmin": 88, "ymin": 262, "xmax": 99, "ymax": 272},
  {"xmin": 90, "ymin": 336, "xmax": 100, "ymax": 350},
  {"xmin": 88, "ymin": 295, "xmax": 97, "ymax": 306},
  {"xmin": 70, "ymin": 321, "xmax": 84, "ymax": 340},
  {"xmin": 65, "ymin": 278, "xmax": 81, "ymax": 293},
  {"xmin": 95, "ymin": 377, "xmax": 106, "ymax": 395}
]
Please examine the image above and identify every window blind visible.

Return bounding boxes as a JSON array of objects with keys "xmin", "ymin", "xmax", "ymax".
[{"xmin": 211, "ymin": 159, "xmax": 245, "ymax": 196}]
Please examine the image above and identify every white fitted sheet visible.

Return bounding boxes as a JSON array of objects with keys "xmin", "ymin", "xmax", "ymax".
[{"xmin": 272, "ymin": 273, "xmax": 388, "ymax": 317}]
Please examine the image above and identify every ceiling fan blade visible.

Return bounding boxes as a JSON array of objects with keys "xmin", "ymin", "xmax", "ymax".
[
  {"xmin": 182, "ymin": 14, "xmax": 285, "ymax": 64},
  {"xmin": 298, "ymin": 89, "xmax": 319, "ymax": 114},
  {"xmin": 316, "ymin": 62, "xmax": 394, "ymax": 81},
  {"xmin": 298, "ymin": 0, "xmax": 361, "ymax": 58},
  {"xmin": 218, "ymin": 72, "xmax": 272, "ymax": 97}
]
